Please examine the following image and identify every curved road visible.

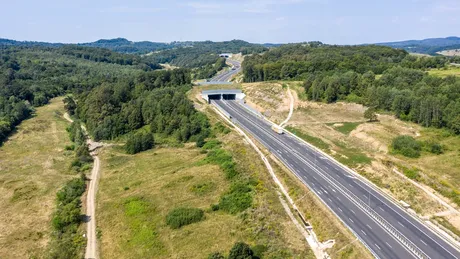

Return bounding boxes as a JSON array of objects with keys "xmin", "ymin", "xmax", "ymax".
[
  {"xmin": 209, "ymin": 59, "xmax": 241, "ymax": 83},
  {"xmin": 213, "ymin": 100, "xmax": 460, "ymax": 259}
]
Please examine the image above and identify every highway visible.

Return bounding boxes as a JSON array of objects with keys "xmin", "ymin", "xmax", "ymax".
[
  {"xmin": 210, "ymin": 59, "xmax": 241, "ymax": 82},
  {"xmin": 213, "ymin": 99, "xmax": 460, "ymax": 259}
]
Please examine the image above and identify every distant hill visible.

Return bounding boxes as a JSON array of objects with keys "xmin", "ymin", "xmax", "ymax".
[
  {"xmin": 0, "ymin": 37, "xmax": 265, "ymax": 54},
  {"xmin": 375, "ymin": 36, "xmax": 460, "ymax": 55}
]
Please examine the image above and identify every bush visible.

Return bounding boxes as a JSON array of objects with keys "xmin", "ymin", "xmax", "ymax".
[
  {"xmin": 196, "ymin": 135, "xmax": 206, "ymax": 148},
  {"xmin": 65, "ymin": 144, "xmax": 75, "ymax": 151},
  {"xmin": 229, "ymin": 242, "xmax": 255, "ymax": 259},
  {"xmin": 425, "ymin": 141, "xmax": 444, "ymax": 155},
  {"xmin": 202, "ymin": 139, "xmax": 221, "ymax": 150},
  {"xmin": 219, "ymin": 192, "xmax": 253, "ymax": 214},
  {"xmin": 403, "ymin": 167, "xmax": 420, "ymax": 180},
  {"xmin": 166, "ymin": 207, "xmax": 204, "ymax": 229},
  {"xmin": 208, "ymin": 252, "xmax": 225, "ymax": 259},
  {"xmin": 125, "ymin": 132, "xmax": 154, "ymax": 154},
  {"xmin": 391, "ymin": 135, "xmax": 421, "ymax": 158},
  {"xmin": 364, "ymin": 107, "xmax": 377, "ymax": 122}
]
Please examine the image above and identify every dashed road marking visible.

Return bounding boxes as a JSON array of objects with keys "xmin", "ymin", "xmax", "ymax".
[
  {"xmin": 421, "ymin": 239, "xmax": 428, "ymax": 246},
  {"xmin": 385, "ymin": 242, "xmax": 392, "ymax": 248},
  {"xmin": 350, "ymin": 209, "xmax": 356, "ymax": 215},
  {"xmin": 375, "ymin": 244, "xmax": 381, "ymax": 250},
  {"xmin": 366, "ymin": 224, "xmax": 372, "ymax": 230},
  {"xmin": 338, "ymin": 207, "xmax": 343, "ymax": 212},
  {"xmin": 349, "ymin": 218, "xmax": 354, "ymax": 223},
  {"xmin": 361, "ymin": 230, "xmax": 367, "ymax": 236}
]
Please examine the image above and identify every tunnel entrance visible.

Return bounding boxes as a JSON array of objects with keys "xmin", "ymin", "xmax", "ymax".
[
  {"xmin": 222, "ymin": 94, "xmax": 236, "ymax": 100},
  {"xmin": 208, "ymin": 94, "xmax": 221, "ymax": 104}
]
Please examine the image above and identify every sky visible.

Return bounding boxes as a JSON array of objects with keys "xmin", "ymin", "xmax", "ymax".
[{"xmin": 1, "ymin": 0, "xmax": 459, "ymax": 45}]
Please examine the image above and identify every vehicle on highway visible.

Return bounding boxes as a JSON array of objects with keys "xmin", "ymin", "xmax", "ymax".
[{"xmin": 271, "ymin": 124, "xmax": 284, "ymax": 134}]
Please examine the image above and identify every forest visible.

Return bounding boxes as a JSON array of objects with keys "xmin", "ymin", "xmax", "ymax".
[
  {"xmin": 0, "ymin": 45, "xmax": 209, "ymax": 146},
  {"xmin": 243, "ymin": 43, "xmax": 460, "ymax": 134},
  {"xmin": 144, "ymin": 40, "xmax": 266, "ymax": 68}
]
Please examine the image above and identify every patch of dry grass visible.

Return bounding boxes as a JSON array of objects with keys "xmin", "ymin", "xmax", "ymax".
[
  {"xmin": 0, "ymin": 97, "xmax": 74, "ymax": 258},
  {"xmin": 428, "ymin": 66, "xmax": 460, "ymax": 77},
  {"xmin": 97, "ymin": 111, "xmax": 314, "ymax": 258}
]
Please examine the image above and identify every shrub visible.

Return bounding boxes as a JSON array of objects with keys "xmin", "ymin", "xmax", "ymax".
[
  {"xmin": 229, "ymin": 242, "xmax": 255, "ymax": 259},
  {"xmin": 166, "ymin": 207, "xmax": 204, "ymax": 229},
  {"xmin": 403, "ymin": 167, "xmax": 420, "ymax": 180},
  {"xmin": 219, "ymin": 192, "xmax": 252, "ymax": 214},
  {"xmin": 125, "ymin": 132, "xmax": 154, "ymax": 154},
  {"xmin": 196, "ymin": 135, "xmax": 206, "ymax": 148},
  {"xmin": 65, "ymin": 144, "xmax": 75, "ymax": 151},
  {"xmin": 424, "ymin": 141, "xmax": 444, "ymax": 155},
  {"xmin": 208, "ymin": 252, "xmax": 225, "ymax": 259},
  {"xmin": 202, "ymin": 139, "xmax": 221, "ymax": 150},
  {"xmin": 364, "ymin": 107, "xmax": 377, "ymax": 122},
  {"xmin": 391, "ymin": 135, "xmax": 421, "ymax": 158}
]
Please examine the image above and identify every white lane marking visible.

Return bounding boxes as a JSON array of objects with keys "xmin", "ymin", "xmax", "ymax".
[
  {"xmin": 311, "ymin": 182, "xmax": 315, "ymax": 186},
  {"xmin": 225, "ymin": 103, "xmax": 453, "ymax": 257},
  {"xmin": 349, "ymin": 183, "xmax": 353, "ymax": 187},
  {"xmin": 398, "ymin": 221, "xmax": 404, "ymax": 227},
  {"xmin": 338, "ymin": 207, "xmax": 343, "ymax": 212},
  {"xmin": 349, "ymin": 218, "xmax": 354, "ymax": 223},
  {"xmin": 336, "ymin": 196, "xmax": 341, "ymax": 201},
  {"xmin": 361, "ymin": 230, "xmax": 367, "ymax": 236},
  {"xmin": 328, "ymin": 198, "xmax": 333, "ymax": 202},
  {"xmin": 366, "ymin": 224, "xmax": 372, "ymax": 230},
  {"xmin": 350, "ymin": 209, "xmax": 356, "ymax": 215},
  {"xmin": 420, "ymin": 239, "xmax": 428, "ymax": 246},
  {"xmin": 379, "ymin": 207, "xmax": 385, "ymax": 212},
  {"xmin": 375, "ymin": 244, "xmax": 381, "ymax": 250},
  {"xmin": 385, "ymin": 242, "xmax": 392, "ymax": 248}
]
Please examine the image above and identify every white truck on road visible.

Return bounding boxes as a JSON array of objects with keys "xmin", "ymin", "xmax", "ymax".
[{"xmin": 271, "ymin": 124, "xmax": 284, "ymax": 134}]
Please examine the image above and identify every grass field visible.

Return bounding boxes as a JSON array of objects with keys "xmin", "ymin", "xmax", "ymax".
[
  {"xmin": 96, "ymin": 113, "xmax": 314, "ymax": 258},
  {"xmin": 428, "ymin": 66, "xmax": 460, "ymax": 77},
  {"xmin": 0, "ymin": 97, "xmax": 74, "ymax": 258}
]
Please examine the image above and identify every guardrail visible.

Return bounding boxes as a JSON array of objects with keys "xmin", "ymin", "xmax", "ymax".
[{"xmin": 233, "ymin": 101, "xmax": 428, "ymax": 258}]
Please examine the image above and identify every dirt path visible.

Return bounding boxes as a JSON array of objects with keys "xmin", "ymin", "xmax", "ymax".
[
  {"xmin": 63, "ymin": 113, "xmax": 100, "ymax": 259},
  {"xmin": 280, "ymin": 86, "xmax": 294, "ymax": 128}
]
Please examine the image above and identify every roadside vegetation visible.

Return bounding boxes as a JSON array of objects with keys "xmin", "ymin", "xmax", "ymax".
[{"xmin": 96, "ymin": 110, "xmax": 314, "ymax": 258}]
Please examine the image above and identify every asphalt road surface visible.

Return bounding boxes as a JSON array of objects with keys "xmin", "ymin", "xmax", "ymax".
[
  {"xmin": 209, "ymin": 59, "xmax": 241, "ymax": 82},
  {"xmin": 214, "ymin": 99, "xmax": 460, "ymax": 259}
]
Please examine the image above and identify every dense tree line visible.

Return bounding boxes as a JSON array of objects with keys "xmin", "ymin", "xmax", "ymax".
[
  {"xmin": 50, "ymin": 176, "xmax": 86, "ymax": 258},
  {"xmin": 304, "ymin": 67, "xmax": 460, "ymax": 133},
  {"xmin": 243, "ymin": 43, "xmax": 460, "ymax": 134},
  {"xmin": 58, "ymin": 45, "xmax": 161, "ymax": 69},
  {"xmin": 0, "ymin": 46, "xmax": 151, "ymax": 145},
  {"xmin": 76, "ymin": 68, "xmax": 210, "ymax": 143},
  {"xmin": 242, "ymin": 44, "xmax": 448, "ymax": 82},
  {"xmin": 144, "ymin": 40, "xmax": 266, "ymax": 69}
]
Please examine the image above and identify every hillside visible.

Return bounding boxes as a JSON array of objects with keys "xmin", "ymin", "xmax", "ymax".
[
  {"xmin": 376, "ymin": 36, "xmax": 460, "ymax": 55},
  {"xmin": 0, "ymin": 38, "xmax": 266, "ymax": 55}
]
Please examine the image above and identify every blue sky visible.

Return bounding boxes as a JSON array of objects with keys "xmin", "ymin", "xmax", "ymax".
[{"xmin": 1, "ymin": 0, "xmax": 459, "ymax": 44}]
